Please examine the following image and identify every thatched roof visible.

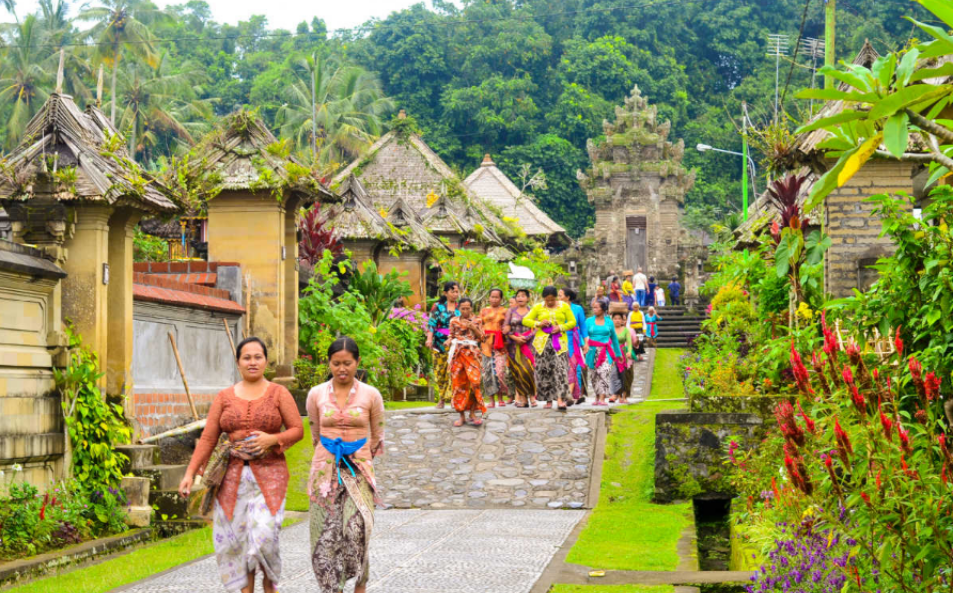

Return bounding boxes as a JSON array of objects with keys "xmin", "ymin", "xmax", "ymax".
[
  {"xmin": 464, "ymin": 155, "xmax": 569, "ymax": 245},
  {"xmin": 319, "ymin": 175, "xmax": 400, "ymax": 243},
  {"xmin": 331, "ymin": 125, "xmax": 514, "ymax": 240},
  {"xmin": 198, "ymin": 111, "xmax": 334, "ymax": 202},
  {"xmin": 0, "ymin": 93, "xmax": 176, "ymax": 213},
  {"xmin": 385, "ymin": 197, "xmax": 450, "ymax": 254}
]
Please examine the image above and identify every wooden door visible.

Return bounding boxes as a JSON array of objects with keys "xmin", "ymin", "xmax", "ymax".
[{"xmin": 626, "ymin": 216, "xmax": 647, "ymax": 271}]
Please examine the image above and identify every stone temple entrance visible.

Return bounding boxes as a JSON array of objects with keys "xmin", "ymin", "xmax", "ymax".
[{"xmin": 626, "ymin": 216, "xmax": 647, "ymax": 272}]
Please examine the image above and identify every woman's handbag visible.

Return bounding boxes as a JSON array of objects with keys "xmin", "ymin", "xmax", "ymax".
[{"xmin": 193, "ymin": 434, "xmax": 265, "ymax": 518}]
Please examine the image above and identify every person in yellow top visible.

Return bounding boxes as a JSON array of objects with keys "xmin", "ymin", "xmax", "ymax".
[
  {"xmin": 522, "ymin": 285, "xmax": 577, "ymax": 410},
  {"xmin": 621, "ymin": 270, "xmax": 635, "ymax": 308},
  {"xmin": 628, "ymin": 303, "xmax": 647, "ymax": 361}
]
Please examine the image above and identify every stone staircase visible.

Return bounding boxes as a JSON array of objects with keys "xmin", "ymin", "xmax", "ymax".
[
  {"xmin": 653, "ymin": 306, "xmax": 705, "ymax": 349},
  {"xmin": 117, "ymin": 444, "xmax": 190, "ymax": 523}
]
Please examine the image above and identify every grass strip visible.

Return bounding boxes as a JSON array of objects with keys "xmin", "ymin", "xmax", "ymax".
[
  {"xmin": 563, "ymin": 349, "xmax": 691, "ymax": 572},
  {"xmin": 549, "ymin": 586, "xmax": 675, "ymax": 593}
]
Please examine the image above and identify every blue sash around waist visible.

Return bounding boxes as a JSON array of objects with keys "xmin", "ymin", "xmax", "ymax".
[{"xmin": 320, "ymin": 436, "xmax": 368, "ymax": 485}]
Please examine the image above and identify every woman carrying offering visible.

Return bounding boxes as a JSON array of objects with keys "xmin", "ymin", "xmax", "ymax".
[
  {"xmin": 523, "ymin": 285, "xmax": 577, "ymax": 411},
  {"xmin": 448, "ymin": 297, "xmax": 487, "ymax": 426},
  {"xmin": 479, "ymin": 288, "xmax": 511, "ymax": 408},
  {"xmin": 504, "ymin": 288, "xmax": 537, "ymax": 408},
  {"xmin": 306, "ymin": 337, "xmax": 385, "ymax": 593},
  {"xmin": 611, "ymin": 311, "xmax": 634, "ymax": 404},
  {"xmin": 560, "ymin": 287, "xmax": 588, "ymax": 404},
  {"xmin": 628, "ymin": 303, "xmax": 646, "ymax": 362},
  {"xmin": 426, "ymin": 281, "xmax": 461, "ymax": 409},
  {"xmin": 585, "ymin": 300, "xmax": 623, "ymax": 407},
  {"xmin": 178, "ymin": 337, "xmax": 303, "ymax": 593}
]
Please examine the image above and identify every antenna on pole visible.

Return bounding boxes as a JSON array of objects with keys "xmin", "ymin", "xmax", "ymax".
[
  {"xmin": 55, "ymin": 48, "xmax": 65, "ymax": 94},
  {"xmin": 767, "ymin": 33, "xmax": 789, "ymax": 125},
  {"xmin": 311, "ymin": 51, "xmax": 317, "ymax": 167},
  {"xmin": 96, "ymin": 65, "xmax": 104, "ymax": 107},
  {"xmin": 799, "ymin": 37, "xmax": 826, "ymax": 111}
]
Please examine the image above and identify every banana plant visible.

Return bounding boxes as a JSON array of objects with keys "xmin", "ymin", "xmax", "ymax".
[{"xmin": 794, "ymin": 0, "xmax": 953, "ymax": 211}]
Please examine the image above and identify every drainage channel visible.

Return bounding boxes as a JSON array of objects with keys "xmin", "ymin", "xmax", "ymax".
[{"xmin": 692, "ymin": 497, "xmax": 746, "ymax": 593}]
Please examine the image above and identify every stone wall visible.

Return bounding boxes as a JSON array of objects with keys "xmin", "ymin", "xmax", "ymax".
[
  {"xmin": 131, "ymin": 301, "xmax": 241, "ymax": 436},
  {"xmin": 689, "ymin": 394, "xmax": 790, "ymax": 417},
  {"xmin": 654, "ymin": 410, "xmax": 763, "ymax": 502},
  {"xmin": 0, "ymin": 241, "xmax": 67, "ymax": 493},
  {"xmin": 824, "ymin": 160, "xmax": 916, "ymax": 298}
]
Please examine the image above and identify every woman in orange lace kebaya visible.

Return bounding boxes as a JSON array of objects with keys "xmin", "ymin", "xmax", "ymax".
[
  {"xmin": 449, "ymin": 297, "xmax": 487, "ymax": 427},
  {"xmin": 306, "ymin": 336, "xmax": 385, "ymax": 593},
  {"xmin": 479, "ymin": 288, "xmax": 511, "ymax": 408},
  {"xmin": 178, "ymin": 337, "xmax": 303, "ymax": 593}
]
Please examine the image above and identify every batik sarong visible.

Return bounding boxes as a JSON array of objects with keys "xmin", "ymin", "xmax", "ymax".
[
  {"xmin": 310, "ymin": 470, "xmax": 375, "ymax": 593},
  {"xmin": 534, "ymin": 341, "xmax": 570, "ymax": 402},
  {"xmin": 213, "ymin": 466, "xmax": 285, "ymax": 592},
  {"xmin": 592, "ymin": 359, "xmax": 615, "ymax": 396},
  {"xmin": 481, "ymin": 354, "xmax": 500, "ymax": 399},
  {"xmin": 432, "ymin": 350, "xmax": 451, "ymax": 404},
  {"xmin": 450, "ymin": 341, "xmax": 486, "ymax": 413}
]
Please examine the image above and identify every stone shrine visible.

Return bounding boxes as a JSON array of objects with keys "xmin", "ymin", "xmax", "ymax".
[{"xmin": 572, "ymin": 86, "xmax": 697, "ymax": 299}]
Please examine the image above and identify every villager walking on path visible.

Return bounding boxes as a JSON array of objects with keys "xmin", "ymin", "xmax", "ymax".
[
  {"xmin": 585, "ymin": 300, "xmax": 622, "ymax": 407},
  {"xmin": 655, "ymin": 285, "xmax": 666, "ymax": 308},
  {"xmin": 449, "ymin": 298, "xmax": 487, "ymax": 426},
  {"xmin": 633, "ymin": 268, "xmax": 649, "ymax": 308},
  {"xmin": 611, "ymin": 311, "xmax": 634, "ymax": 404},
  {"xmin": 426, "ymin": 281, "xmax": 461, "ymax": 409},
  {"xmin": 645, "ymin": 306, "xmax": 662, "ymax": 348},
  {"xmin": 305, "ymin": 336, "xmax": 385, "ymax": 593},
  {"xmin": 479, "ymin": 288, "xmax": 511, "ymax": 408},
  {"xmin": 504, "ymin": 289, "xmax": 537, "ymax": 408},
  {"xmin": 646, "ymin": 276, "xmax": 657, "ymax": 307},
  {"xmin": 628, "ymin": 303, "xmax": 647, "ymax": 362},
  {"xmin": 178, "ymin": 337, "xmax": 303, "ymax": 593},
  {"xmin": 560, "ymin": 287, "xmax": 588, "ymax": 404},
  {"xmin": 622, "ymin": 270, "xmax": 635, "ymax": 309},
  {"xmin": 667, "ymin": 277, "xmax": 682, "ymax": 306},
  {"xmin": 523, "ymin": 286, "xmax": 577, "ymax": 411}
]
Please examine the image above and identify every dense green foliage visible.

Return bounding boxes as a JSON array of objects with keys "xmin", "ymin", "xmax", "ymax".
[{"xmin": 1, "ymin": 0, "xmax": 929, "ymax": 236}]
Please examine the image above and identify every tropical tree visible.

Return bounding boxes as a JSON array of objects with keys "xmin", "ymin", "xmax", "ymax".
[
  {"xmin": 275, "ymin": 53, "xmax": 394, "ymax": 169},
  {"xmin": 0, "ymin": 15, "xmax": 53, "ymax": 149},
  {"xmin": 77, "ymin": 0, "xmax": 167, "ymax": 125},
  {"xmin": 114, "ymin": 53, "xmax": 214, "ymax": 162}
]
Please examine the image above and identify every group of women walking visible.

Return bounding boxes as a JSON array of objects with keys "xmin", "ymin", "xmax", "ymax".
[
  {"xmin": 425, "ymin": 280, "xmax": 652, "ymax": 426},
  {"xmin": 179, "ymin": 335, "xmax": 383, "ymax": 593}
]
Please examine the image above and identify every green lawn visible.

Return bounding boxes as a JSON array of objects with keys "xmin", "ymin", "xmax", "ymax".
[
  {"xmin": 562, "ymin": 349, "xmax": 691, "ymax": 573},
  {"xmin": 550, "ymin": 586, "xmax": 675, "ymax": 593},
  {"xmin": 384, "ymin": 400, "xmax": 433, "ymax": 410}
]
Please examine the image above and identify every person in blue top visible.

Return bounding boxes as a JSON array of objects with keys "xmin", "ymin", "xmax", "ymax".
[
  {"xmin": 560, "ymin": 287, "xmax": 588, "ymax": 404},
  {"xmin": 426, "ymin": 281, "xmax": 461, "ymax": 408},
  {"xmin": 667, "ymin": 277, "xmax": 681, "ymax": 306},
  {"xmin": 584, "ymin": 299, "xmax": 622, "ymax": 406}
]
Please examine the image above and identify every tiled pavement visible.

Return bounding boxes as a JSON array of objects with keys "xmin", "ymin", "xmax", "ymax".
[{"xmin": 115, "ymin": 509, "xmax": 585, "ymax": 593}]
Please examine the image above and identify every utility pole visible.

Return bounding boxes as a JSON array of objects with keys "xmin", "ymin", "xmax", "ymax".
[
  {"xmin": 767, "ymin": 34, "xmax": 789, "ymax": 125},
  {"xmin": 741, "ymin": 101, "xmax": 749, "ymax": 222},
  {"xmin": 825, "ymin": 0, "xmax": 836, "ymax": 89},
  {"xmin": 800, "ymin": 37, "xmax": 826, "ymax": 110}
]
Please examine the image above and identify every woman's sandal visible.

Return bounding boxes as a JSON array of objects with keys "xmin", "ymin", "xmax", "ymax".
[
  {"xmin": 544, "ymin": 402, "xmax": 552, "ymax": 409},
  {"xmin": 453, "ymin": 418, "xmax": 465, "ymax": 427},
  {"xmin": 470, "ymin": 417, "xmax": 484, "ymax": 426}
]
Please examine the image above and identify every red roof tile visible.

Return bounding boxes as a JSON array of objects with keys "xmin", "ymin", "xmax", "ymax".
[{"xmin": 133, "ymin": 283, "xmax": 245, "ymax": 314}]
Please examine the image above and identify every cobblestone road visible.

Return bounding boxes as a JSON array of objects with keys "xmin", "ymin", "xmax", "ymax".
[{"xmin": 117, "ymin": 509, "xmax": 585, "ymax": 593}]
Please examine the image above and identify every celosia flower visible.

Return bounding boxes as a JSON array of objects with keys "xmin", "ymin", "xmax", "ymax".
[
  {"xmin": 860, "ymin": 492, "xmax": 872, "ymax": 507},
  {"xmin": 775, "ymin": 401, "xmax": 806, "ymax": 447},
  {"xmin": 915, "ymin": 409, "xmax": 928, "ymax": 424},
  {"xmin": 896, "ymin": 423, "xmax": 912, "ymax": 455},
  {"xmin": 796, "ymin": 401, "xmax": 816, "ymax": 434},
  {"xmin": 790, "ymin": 342, "xmax": 814, "ymax": 395},
  {"xmin": 841, "ymin": 365, "xmax": 854, "ymax": 386},
  {"xmin": 925, "ymin": 371, "xmax": 941, "ymax": 402},
  {"xmin": 834, "ymin": 418, "xmax": 852, "ymax": 466},
  {"xmin": 909, "ymin": 356, "xmax": 926, "ymax": 401},
  {"xmin": 845, "ymin": 339, "xmax": 861, "ymax": 365},
  {"xmin": 895, "ymin": 327, "xmax": 903, "ymax": 357},
  {"xmin": 879, "ymin": 406, "xmax": 893, "ymax": 440}
]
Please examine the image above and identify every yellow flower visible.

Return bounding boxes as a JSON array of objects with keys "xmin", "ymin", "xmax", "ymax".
[
  {"xmin": 426, "ymin": 191, "xmax": 440, "ymax": 208},
  {"xmin": 369, "ymin": 325, "xmax": 377, "ymax": 334},
  {"xmin": 378, "ymin": 207, "xmax": 389, "ymax": 218},
  {"xmin": 797, "ymin": 302, "xmax": 813, "ymax": 321}
]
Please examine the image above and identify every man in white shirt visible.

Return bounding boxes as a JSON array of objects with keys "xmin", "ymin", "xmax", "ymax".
[{"xmin": 633, "ymin": 268, "xmax": 648, "ymax": 307}]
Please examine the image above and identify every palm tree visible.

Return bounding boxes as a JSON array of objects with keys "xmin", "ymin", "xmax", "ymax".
[
  {"xmin": 276, "ymin": 53, "xmax": 395, "ymax": 169},
  {"xmin": 77, "ymin": 0, "xmax": 168, "ymax": 125},
  {"xmin": 2, "ymin": 0, "xmax": 16, "ymax": 21},
  {"xmin": 114, "ymin": 53, "xmax": 214, "ymax": 163},
  {"xmin": 0, "ymin": 16, "xmax": 53, "ymax": 149}
]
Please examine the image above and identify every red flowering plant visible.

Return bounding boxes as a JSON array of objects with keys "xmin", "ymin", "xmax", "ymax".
[{"xmin": 732, "ymin": 329, "xmax": 953, "ymax": 592}]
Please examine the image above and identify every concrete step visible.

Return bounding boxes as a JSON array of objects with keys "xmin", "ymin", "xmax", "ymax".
[
  {"xmin": 121, "ymin": 476, "xmax": 151, "ymax": 508},
  {"xmin": 116, "ymin": 444, "xmax": 160, "ymax": 472},
  {"xmin": 134, "ymin": 464, "xmax": 188, "ymax": 492}
]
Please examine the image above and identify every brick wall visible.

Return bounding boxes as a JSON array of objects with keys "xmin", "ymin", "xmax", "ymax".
[
  {"xmin": 132, "ymin": 392, "xmax": 216, "ymax": 433},
  {"xmin": 825, "ymin": 160, "xmax": 915, "ymax": 298}
]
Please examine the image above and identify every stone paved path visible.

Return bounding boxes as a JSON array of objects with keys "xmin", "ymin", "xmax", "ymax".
[{"xmin": 116, "ymin": 509, "xmax": 585, "ymax": 593}]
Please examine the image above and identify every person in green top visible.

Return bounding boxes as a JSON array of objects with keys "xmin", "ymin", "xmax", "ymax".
[
  {"xmin": 522, "ymin": 285, "xmax": 577, "ymax": 411},
  {"xmin": 611, "ymin": 311, "xmax": 634, "ymax": 403}
]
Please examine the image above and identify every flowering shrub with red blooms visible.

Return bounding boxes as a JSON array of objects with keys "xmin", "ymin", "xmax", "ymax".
[{"xmin": 730, "ymin": 317, "xmax": 953, "ymax": 592}]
